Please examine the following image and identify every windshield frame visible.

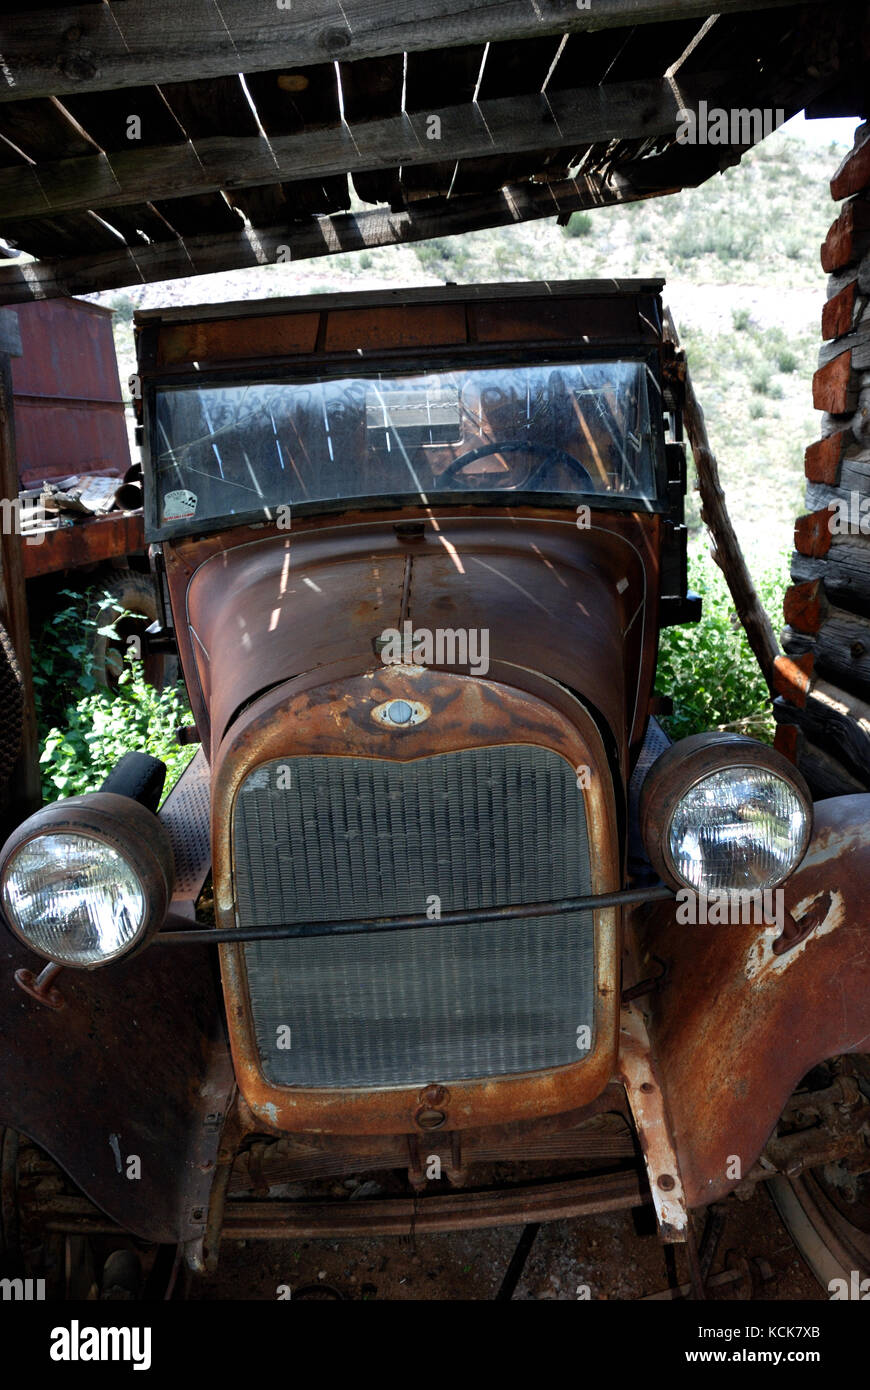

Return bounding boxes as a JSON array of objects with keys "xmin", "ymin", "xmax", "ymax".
[{"xmin": 142, "ymin": 345, "xmax": 669, "ymax": 543}]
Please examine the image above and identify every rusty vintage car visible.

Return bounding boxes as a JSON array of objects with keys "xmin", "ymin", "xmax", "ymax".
[{"xmin": 1, "ymin": 280, "xmax": 868, "ymax": 1297}]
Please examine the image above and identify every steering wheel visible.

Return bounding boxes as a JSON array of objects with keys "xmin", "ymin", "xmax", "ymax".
[{"xmin": 439, "ymin": 439, "xmax": 594, "ymax": 491}]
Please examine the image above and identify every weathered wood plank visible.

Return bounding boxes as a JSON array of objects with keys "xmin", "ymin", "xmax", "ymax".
[
  {"xmin": 821, "ymin": 279, "xmax": 861, "ymax": 340},
  {"xmin": 804, "ymin": 428, "xmax": 851, "ymax": 484},
  {"xmin": 159, "ymin": 74, "xmax": 260, "ymax": 142},
  {"xmin": 0, "ymin": 0, "xmax": 817, "ymax": 102},
  {"xmin": 339, "ymin": 54, "xmax": 405, "ymax": 207},
  {"xmin": 773, "ymin": 686, "xmax": 870, "ymax": 786},
  {"xmin": 791, "ymin": 535, "xmax": 870, "ymax": 609},
  {"xmin": 0, "ymin": 76, "xmax": 684, "ymax": 223},
  {"xmin": 827, "ymin": 259, "xmax": 870, "ymax": 301},
  {"xmin": 241, "ymin": 63, "xmax": 349, "ymax": 219},
  {"xmin": 403, "ymin": 44, "xmax": 483, "ymax": 199},
  {"xmin": 773, "ymin": 650, "xmax": 815, "ymax": 704},
  {"xmin": 449, "ymin": 33, "xmax": 566, "ymax": 199},
  {"xmin": 159, "ymin": 73, "xmax": 289, "ymax": 228},
  {"xmin": 149, "ymin": 192, "xmax": 243, "ymax": 237},
  {"xmin": 61, "ymin": 84, "xmax": 188, "ymax": 151},
  {"xmin": 852, "ymin": 374, "xmax": 870, "ymax": 446},
  {"xmin": 813, "ymin": 350, "xmax": 857, "ymax": 413},
  {"xmin": 1, "ymin": 209, "xmax": 127, "ymax": 257},
  {"xmin": 783, "ymin": 610, "xmax": 870, "ymax": 702},
  {"xmin": 0, "ymin": 172, "xmax": 636, "ymax": 301},
  {"xmin": 818, "ymin": 322, "xmax": 870, "ymax": 371},
  {"xmin": 831, "ymin": 122, "xmax": 870, "ymax": 201},
  {"xmin": 820, "ymin": 196, "xmax": 870, "ymax": 274},
  {"xmin": 783, "ymin": 578, "xmax": 829, "ymax": 633},
  {"xmin": 839, "ymin": 447, "xmax": 870, "ymax": 495},
  {"xmin": 90, "ymin": 201, "xmax": 177, "ymax": 249},
  {"xmin": 800, "ymin": 465, "xmax": 870, "ymax": 603},
  {"xmin": 0, "ymin": 95, "xmax": 99, "ymax": 161},
  {"xmin": 806, "ymin": 477, "xmax": 870, "ymax": 519},
  {"xmin": 777, "ymin": 720, "xmax": 869, "ymax": 797}
]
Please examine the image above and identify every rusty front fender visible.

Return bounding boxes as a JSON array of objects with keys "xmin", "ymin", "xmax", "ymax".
[
  {"xmin": 0, "ymin": 927, "xmax": 235, "ymax": 1244},
  {"xmin": 639, "ymin": 794, "xmax": 870, "ymax": 1209}
]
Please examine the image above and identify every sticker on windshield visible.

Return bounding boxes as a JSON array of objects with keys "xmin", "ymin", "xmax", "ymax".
[{"xmin": 163, "ymin": 489, "xmax": 197, "ymax": 521}]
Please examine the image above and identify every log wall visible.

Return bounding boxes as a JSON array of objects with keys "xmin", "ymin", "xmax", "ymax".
[{"xmin": 775, "ymin": 120, "xmax": 870, "ymax": 793}]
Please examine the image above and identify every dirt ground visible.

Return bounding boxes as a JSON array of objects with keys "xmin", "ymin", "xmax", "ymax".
[{"xmin": 196, "ymin": 1181, "xmax": 823, "ymax": 1302}]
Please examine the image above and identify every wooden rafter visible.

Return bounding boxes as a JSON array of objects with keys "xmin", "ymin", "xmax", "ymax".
[
  {"xmin": 0, "ymin": 76, "xmax": 682, "ymax": 222},
  {"xmin": 0, "ymin": 173, "xmax": 648, "ymax": 302},
  {"xmin": 0, "ymin": 0, "xmax": 824, "ymax": 103}
]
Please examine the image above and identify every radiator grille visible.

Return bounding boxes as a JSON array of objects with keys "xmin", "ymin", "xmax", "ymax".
[{"xmin": 233, "ymin": 745, "xmax": 596, "ymax": 1088}]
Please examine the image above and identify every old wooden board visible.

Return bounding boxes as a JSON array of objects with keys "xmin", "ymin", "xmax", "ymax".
[{"xmin": 0, "ymin": 0, "xmax": 822, "ymax": 102}]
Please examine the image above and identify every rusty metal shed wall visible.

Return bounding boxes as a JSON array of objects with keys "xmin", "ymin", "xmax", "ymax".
[{"xmin": 10, "ymin": 298, "xmax": 129, "ymax": 487}]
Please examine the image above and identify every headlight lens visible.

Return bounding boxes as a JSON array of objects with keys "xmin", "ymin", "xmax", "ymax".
[
  {"xmin": 639, "ymin": 733, "xmax": 813, "ymax": 893},
  {"xmin": 0, "ymin": 792, "xmax": 174, "ymax": 968},
  {"xmin": 3, "ymin": 832, "xmax": 146, "ymax": 965},
  {"xmin": 667, "ymin": 766, "xmax": 809, "ymax": 892}
]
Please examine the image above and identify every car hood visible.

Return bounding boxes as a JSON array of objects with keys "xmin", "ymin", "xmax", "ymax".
[{"xmin": 176, "ymin": 513, "xmax": 658, "ymax": 766}]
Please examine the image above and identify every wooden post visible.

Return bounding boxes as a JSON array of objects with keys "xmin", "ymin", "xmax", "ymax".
[
  {"xmin": 0, "ymin": 306, "xmax": 40, "ymax": 835},
  {"xmin": 662, "ymin": 308, "xmax": 781, "ymax": 694},
  {"xmin": 679, "ymin": 363, "xmax": 781, "ymax": 693}
]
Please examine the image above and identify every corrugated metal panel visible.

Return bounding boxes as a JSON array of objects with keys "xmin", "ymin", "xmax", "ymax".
[{"xmin": 11, "ymin": 298, "xmax": 129, "ymax": 486}]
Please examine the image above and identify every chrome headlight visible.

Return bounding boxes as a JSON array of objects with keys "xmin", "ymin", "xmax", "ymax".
[
  {"xmin": 640, "ymin": 734, "xmax": 812, "ymax": 893},
  {"xmin": 0, "ymin": 795, "xmax": 174, "ymax": 968}
]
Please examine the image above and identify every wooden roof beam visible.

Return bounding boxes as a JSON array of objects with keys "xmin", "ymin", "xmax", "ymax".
[
  {"xmin": 0, "ymin": 172, "xmax": 648, "ymax": 303},
  {"xmin": 0, "ymin": 0, "xmax": 828, "ymax": 103},
  {"xmin": 0, "ymin": 76, "xmax": 682, "ymax": 225}
]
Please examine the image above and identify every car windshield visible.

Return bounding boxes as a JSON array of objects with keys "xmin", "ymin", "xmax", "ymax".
[{"xmin": 151, "ymin": 359, "xmax": 659, "ymax": 531}]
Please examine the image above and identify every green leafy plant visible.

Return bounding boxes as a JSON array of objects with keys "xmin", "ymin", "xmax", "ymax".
[
  {"xmin": 31, "ymin": 589, "xmax": 102, "ymax": 732},
  {"xmin": 656, "ymin": 547, "xmax": 786, "ymax": 743},
  {"xmin": 562, "ymin": 212, "xmax": 593, "ymax": 238},
  {"xmin": 34, "ymin": 588, "xmax": 194, "ymax": 802}
]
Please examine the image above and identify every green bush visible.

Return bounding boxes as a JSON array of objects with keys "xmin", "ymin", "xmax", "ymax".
[
  {"xmin": 31, "ymin": 589, "xmax": 101, "ymax": 733},
  {"xmin": 656, "ymin": 547, "xmax": 786, "ymax": 743},
  {"xmin": 106, "ymin": 291, "xmax": 136, "ymax": 326},
  {"xmin": 33, "ymin": 589, "xmax": 194, "ymax": 802},
  {"xmin": 670, "ymin": 215, "xmax": 753, "ymax": 265},
  {"xmin": 731, "ymin": 307, "xmax": 752, "ymax": 332},
  {"xmin": 776, "ymin": 347, "xmax": 799, "ymax": 373},
  {"xmin": 562, "ymin": 212, "xmax": 593, "ymax": 238},
  {"xmin": 413, "ymin": 237, "xmax": 471, "ymax": 279}
]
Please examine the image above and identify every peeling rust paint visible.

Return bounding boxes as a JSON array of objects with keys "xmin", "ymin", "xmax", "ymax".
[
  {"xmin": 618, "ymin": 1003, "xmax": 688, "ymax": 1240},
  {"xmin": 746, "ymin": 889, "xmax": 845, "ymax": 981},
  {"xmin": 641, "ymin": 795, "xmax": 870, "ymax": 1208}
]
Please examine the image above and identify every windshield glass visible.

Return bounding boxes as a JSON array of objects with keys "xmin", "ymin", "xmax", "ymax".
[{"xmin": 151, "ymin": 359, "xmax": 659, "ymax": 531}]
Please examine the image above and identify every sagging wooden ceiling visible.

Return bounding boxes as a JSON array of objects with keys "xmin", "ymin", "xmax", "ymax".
[{"xmin": 0, "ymin": 0, "xmax": 866, "ymax": 302}]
